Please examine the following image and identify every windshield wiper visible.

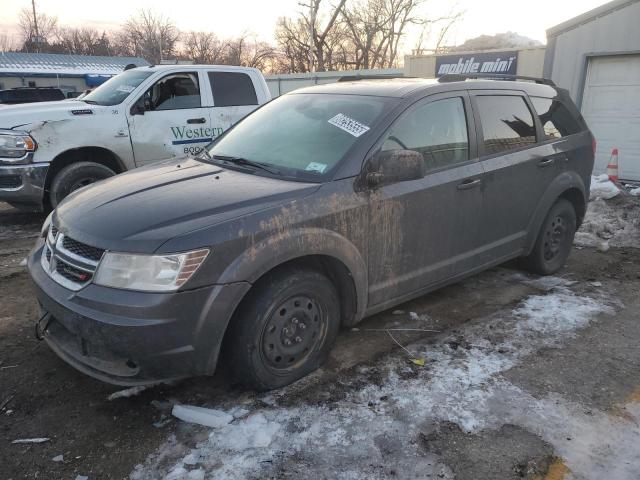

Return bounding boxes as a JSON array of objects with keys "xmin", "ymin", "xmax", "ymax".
[{"xmin": 211, "ymin": 155, "xmax": 282, "ymax": 175}]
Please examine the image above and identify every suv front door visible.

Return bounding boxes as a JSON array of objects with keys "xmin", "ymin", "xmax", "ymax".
[
  {"xmin": 127, "ymin": 71, "xmax": 213, "ymax": 165},
  {"xmin": 366, "ymin": 92, "xmax": 484, "ymax": 307}
]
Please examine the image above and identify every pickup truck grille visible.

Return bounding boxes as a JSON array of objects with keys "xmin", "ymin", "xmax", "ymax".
[{"xmin": 41, "ymin": 226, "xmax": 104, "ymax": 291}]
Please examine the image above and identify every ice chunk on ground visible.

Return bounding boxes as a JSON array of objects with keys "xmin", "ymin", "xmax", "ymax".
[
  {"xmin": 75, "ymin": 476, "xmax": 88, "ymax": 480},
  {"xmin": 52, "ymin": 454, "xmax": 63, "ymax": 462},
  {"xmin": 590, "ymin": 174, "xmax": 620, "ymax": 200},
  {"xmin": 19, "ymin": 257, "xmax": 27, "ymax": 267},
  {"xmin": 12, "ymin": 438, "xmax": 50, "ymax": 444},
  {"xmin": 107, "ymin": 385, "xmax": 147, "ymax": 401},
  {"xmin": 172, "ymin": 405, "xmax": 233, "ymax": 428},
  {"xmin": 630, "ymin": 186, "xmax": 640, "ymax": 196}
]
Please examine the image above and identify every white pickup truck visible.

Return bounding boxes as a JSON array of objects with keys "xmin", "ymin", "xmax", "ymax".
[{"xmin": 0, "ymin": 65, "xmax": 271, "ymax": 210}]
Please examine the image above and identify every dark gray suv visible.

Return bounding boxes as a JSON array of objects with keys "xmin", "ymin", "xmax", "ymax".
[{"xmin": 28, "ymin": 76, "xmax": 594, "ymax": 390}]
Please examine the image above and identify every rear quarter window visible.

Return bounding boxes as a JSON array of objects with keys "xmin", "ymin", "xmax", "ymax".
[
  {"xmin": 476, "ymin": 95, "xmax": 537, "ymax": 156},
  {"xmin": 530, "ymin": 97, "xmax": 583, "ymax": 140},
  {"xmin": 208, "ymin": 72, "xmax": 258, "ymax": 107}
]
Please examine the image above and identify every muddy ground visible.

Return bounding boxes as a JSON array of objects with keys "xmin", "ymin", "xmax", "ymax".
[{"xmin": 1, "ymin": 200, "xmax": 639, "ymax": 480}]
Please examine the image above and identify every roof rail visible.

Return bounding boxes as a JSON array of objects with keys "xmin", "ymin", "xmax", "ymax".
[
  {"xmin": 437, "ymin": 73, "xmax": 556, "ymax": 87},
  {"xmin": 337, "ymin": 74, "xmax": 409, "ymax": 82}
]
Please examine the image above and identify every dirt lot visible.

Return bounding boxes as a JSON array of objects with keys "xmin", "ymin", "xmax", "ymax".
[{"xmin": 1, "ymin": 198, "xmax": 640, "ymax": 480}]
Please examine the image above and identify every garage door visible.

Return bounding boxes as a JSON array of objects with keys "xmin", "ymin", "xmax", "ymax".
[{"xmin": 582, "ymin": 55, "xmax": 640, "ymax": 181}]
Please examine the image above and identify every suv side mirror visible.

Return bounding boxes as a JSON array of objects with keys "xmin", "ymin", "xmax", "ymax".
[{"xmin": 366, "ymin": 149, "xmax": 425, "ymax": 188}]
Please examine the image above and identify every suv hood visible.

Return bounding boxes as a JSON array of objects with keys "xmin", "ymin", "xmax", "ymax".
[
  {"xmin": 54, "ymin": 158, "xmax": 320, "ymax": 253},
  {"xmin": 0, "ymin": 100, "xmax": 98, "ymax": 129}
]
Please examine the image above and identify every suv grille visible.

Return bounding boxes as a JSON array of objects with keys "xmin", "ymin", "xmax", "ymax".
[
  {"xmin": 41, "ymin": 226, "xmax": 103, "ymax": 291},
  {"xmin": 62, "ymin": 236, "xmax": 104, "ymax": 262}
]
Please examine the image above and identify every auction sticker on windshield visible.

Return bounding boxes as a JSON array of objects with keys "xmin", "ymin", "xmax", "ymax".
[
  {"xmin": 328, "ymin": 113, "xmax": 370, "ymax": 137},
  {"xmin": 305, "ymin": 162, "xmax": 328, "ymax": 174}
]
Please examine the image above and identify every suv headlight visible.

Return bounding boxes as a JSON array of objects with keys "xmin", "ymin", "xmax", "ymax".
[
  {"xmin": 94, "ymin": 249, "xmax": 209, "ymax": 292},
  {"xmin": 0, "ymin": 131, "xmax": 37, "ymax": 161}
]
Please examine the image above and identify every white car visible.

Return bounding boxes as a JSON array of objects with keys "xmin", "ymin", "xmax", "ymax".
[{"xmin": 0, "ymin": 65, "xmax": 271, "ymax": 210}]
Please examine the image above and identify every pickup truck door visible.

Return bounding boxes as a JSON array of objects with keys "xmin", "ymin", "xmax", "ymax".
[
  {"xmin": 126, "ymin": 70, "xmax": 214, "ymax": 165},
  {"xmin": 205, "ymin": 70, "xmax": 262, "ymax": 134}
]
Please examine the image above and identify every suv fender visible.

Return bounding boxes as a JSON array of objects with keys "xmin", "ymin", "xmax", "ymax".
[
  {"xmin": 195, "ymin": 227, "xmax": 368, "ymax": 374},
  {"xmin": 219, "ymin": 227, "xmax": 367, "ymax": 316},
  {"xmin": 524, "ymin": 170, "xmax": 587, "ymax": 255}
]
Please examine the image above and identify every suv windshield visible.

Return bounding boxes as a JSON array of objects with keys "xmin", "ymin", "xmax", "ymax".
[
  {"xmin": 205, "ymin": 93, "xmax": 389, "ymax": 180},
  {"xmin": 83, "ymin": 70, "xmax": 153, "ymax": 106}
]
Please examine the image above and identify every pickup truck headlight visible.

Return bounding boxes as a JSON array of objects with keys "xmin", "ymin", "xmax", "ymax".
[
  {"xmin": 94, "ymin": 249, "xmax": 209, "ymax": 292},
  {"xmin": 0, "ymin": 131, "xmax": 37, "ymax": 160}
]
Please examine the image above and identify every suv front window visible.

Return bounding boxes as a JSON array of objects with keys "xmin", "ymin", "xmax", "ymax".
[
  {"xmin": 206, "ymin": 93, "xmax": 389, "ymax": 180},
  {"xmin": 83, "ymin": 70, "xmax": 153, "ymax": 106}
]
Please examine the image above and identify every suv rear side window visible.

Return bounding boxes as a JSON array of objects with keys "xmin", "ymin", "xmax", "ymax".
[
  {"xmin": 208, "ymin": 72, "xmax": 258, "ymax": 107},
  {"xmin": 531, "ymin": 97, "xmax": 582, "ymax": 140},
  {"xmin": 382, "ymin": 97, "xmax": 469, "ymax": 172},
  {"xmin": 476, "ymin": 95, "xmax": 536, "ymax": 155}
]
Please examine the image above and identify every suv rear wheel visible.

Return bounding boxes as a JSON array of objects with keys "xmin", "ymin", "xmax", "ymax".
[
  {"xmin": 522, "ymin": 198, "xmax": 577, "ymax": 275},
  {"xmin": 226, "ymin": 267, "xmax": 340, "ymax": 390},
  {"xmin": 50, "ymin": 161, "xmax": 116, "ymax": 208}
]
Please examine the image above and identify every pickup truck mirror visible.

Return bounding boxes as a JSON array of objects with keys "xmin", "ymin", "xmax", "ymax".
[
  {"xmin": 367, "ymin": 149, "xmax": 425, "ymax": 188},
  {"xmin": 130, "ymin": 102, "xmax": 145, "ymax": 116}
]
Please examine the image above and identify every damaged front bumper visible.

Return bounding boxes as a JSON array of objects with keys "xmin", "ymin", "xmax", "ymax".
[
  {"xmin": 28, "ymin": 241, "xmax": 251, "ymax": 386},
  {"xmin": 0, "ymin": 159, "xmax": 48, "ymax": 211}
]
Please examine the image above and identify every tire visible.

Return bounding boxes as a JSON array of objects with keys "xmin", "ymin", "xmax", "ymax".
[
  {"xmin": 226, "ymin": 267, "xmax": 341, "ymax": 391},
  {"xmin": 521, "ymin": 198, "xmax": 577, "ymax": 275},
  {"xmin": 49, "ymin": 161, "xmax": 116, "ymax": 208}
]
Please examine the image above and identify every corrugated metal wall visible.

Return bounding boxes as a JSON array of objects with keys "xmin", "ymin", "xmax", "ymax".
[{"xmin": 545, "ymin": 0, "xmax": 640, "ymax": 104}]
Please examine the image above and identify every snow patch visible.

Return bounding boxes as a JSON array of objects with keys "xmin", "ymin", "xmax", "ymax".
[
  {"xmin": 575, "ymin": 198, "xmax": 640, "ymax": 249},
  {"xmin": 132, "ymin": 279, "xmax": 616, "ymax": 479},
  {"xmin": 590, "ymin": 174, "xmax": 620, "ymax": 200}
]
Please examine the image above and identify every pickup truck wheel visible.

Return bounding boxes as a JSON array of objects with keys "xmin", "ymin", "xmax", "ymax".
[
  {"xmin": 50, "ymin": 162, "xmax": 115, "ymax": 208},
  {"xmin": 226, "ymin": 268, "xmax": 340, "ymax": 391},
  {"xmin": 521, "ymin": 199, "xmax": 576, "ymax": 275}
]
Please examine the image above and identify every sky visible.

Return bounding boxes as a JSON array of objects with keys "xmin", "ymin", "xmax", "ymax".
[{"xmin": 0, "ymin": 0, "xmax": 612, "ymax": 51}]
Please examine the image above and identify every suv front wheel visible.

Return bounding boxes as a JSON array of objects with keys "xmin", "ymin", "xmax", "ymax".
[
  {"xmin": 226, "ymin": 267, "xmax": 341, "ymax": 390},
  {"xmin": 522, "ymin": 198, "xmax": 577, "ymax": 275}
]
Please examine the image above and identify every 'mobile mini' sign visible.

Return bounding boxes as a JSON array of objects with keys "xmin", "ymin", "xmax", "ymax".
[{"xmin": 436, "ymin": 51, "xmax": 518, "ymax": 77}]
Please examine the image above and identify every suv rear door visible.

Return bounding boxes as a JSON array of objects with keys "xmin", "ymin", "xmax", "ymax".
[
  {"xmin": 470, "ymin": 90, "xmax": 559, "ymax": 261},
  {"xmin": 367, "ymin": 92, "xmax": 485, "ymax": 306}
]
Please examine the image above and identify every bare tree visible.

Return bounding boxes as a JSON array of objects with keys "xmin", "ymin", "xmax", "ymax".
[
  {"xmin": 117, "ymin": 10, "xmax": 179, "ymax": 63},
  {"xmin": 183, "ymin": 31, "xmax": 227, "ymax": 64},
  {"xmin": 413, "ymin": 8, "xmax": 464, "ymax": 55},
  {"xmin": 17, "ymin": 6, "xmax": 58, "ymax": 52},
  {"xmin": 226, "ymin": 34, "xmax": 278, "ymax": 70},
  {"xmin": 53, "ymin": 28, "xmax": 112, "ymax": 56},
  {"xmin": 0, "ymin": 33, "xmax": 20, "ymax": 52}
]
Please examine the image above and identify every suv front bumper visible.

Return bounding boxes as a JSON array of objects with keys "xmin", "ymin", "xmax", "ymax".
[
  {"xmin": 0, "ymin": 161, "xmax": 48, "ymax": 210},
  {"xmin": 28, "ymin": 241, "xmax": 251, "ymax": 386}
]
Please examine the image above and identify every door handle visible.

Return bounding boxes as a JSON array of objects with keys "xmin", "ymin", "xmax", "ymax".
[
  {"xmin": 457, "ymin": 178, "xmax": 482, "ymax": 190},
  {"xmin": 187, "ymin": 117, "xmax": 207, "ymax": 124},
  {"xmin": 538, "ymin": 158, "xmax": 555, "ymax": 168}
]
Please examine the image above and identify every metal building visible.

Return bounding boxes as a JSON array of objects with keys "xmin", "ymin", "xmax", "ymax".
[
  {"xmin": 545, "ymin": 0, "xmax": 640, "ymax": 180},
  {"xmin": 0, "ymin": 52, "xmax": 149, "ymax": 97}
]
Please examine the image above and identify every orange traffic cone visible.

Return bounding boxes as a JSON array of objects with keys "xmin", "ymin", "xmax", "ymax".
[{"xmin": 607, "ymin": 148, "xmax": 619, "ymax": 182}]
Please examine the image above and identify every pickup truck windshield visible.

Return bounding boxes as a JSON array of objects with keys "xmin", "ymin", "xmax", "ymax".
[
  {"xmin": 206, "ymin": 93, "xmax": 389, "ymax": 180},
  {"xmin": 83, "ymin": 70, "xmax": 153, "ymax": 106}
]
